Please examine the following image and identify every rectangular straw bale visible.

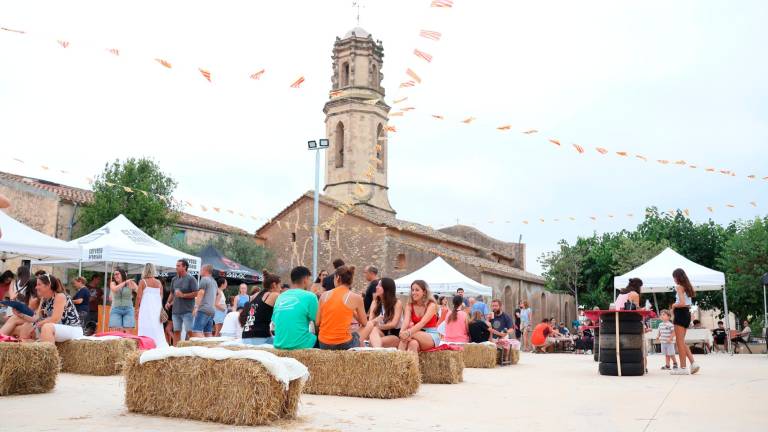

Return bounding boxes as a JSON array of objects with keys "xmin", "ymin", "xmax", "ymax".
[
  {"xmin": 123, "ymin": 351, "xmax": 303, "ymax": 425},
  {"xmin": 57, "ymin": 338, "xmax": 137, "ymax": 375},
  {"xmin": 216, "ymin": 346, "xmax": 421, "ymax": 399},
  {"xmin": 461, "ymin": 343, "xmax": 497, "ymax": 368},
  {"xmin": 0, "ymin": 342, "xmax": 59, "ymax": 396},
  {"xmin": 176, "ymin": 339, "xmax": 227, "ymax": 348},
  {"xmin": 510, "ymin": 348, "xmax": 520, "ymax": 365},
  {"xmin": 418, "ymin": 350, "xmax": 464, "ymax": 384}
]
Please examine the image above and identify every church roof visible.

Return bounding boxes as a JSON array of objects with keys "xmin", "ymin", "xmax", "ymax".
[
  {"xmin": 344, "ymin": 26, "xmax": 370, "ymax": 38},
  {"xmin": 255, "ymin": 191, "xmax": 545, "ymax": 283}
]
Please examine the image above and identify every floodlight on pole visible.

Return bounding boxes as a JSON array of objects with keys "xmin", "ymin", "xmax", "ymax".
[{"xmin": 308, "ymin": 138, "xmax": 328, "ymax": 281}]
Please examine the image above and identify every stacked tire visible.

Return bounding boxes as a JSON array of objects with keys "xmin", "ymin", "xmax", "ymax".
[
  {"xmin": 598, "ymin": 312, "xmax": 644, "ymax": 376},
  {"xmin": 593, "ymin": 327, "xmax": 600, "ymax": 362}
]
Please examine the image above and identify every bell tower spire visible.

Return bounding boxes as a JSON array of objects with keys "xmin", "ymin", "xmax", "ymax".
[{"xmin": 323, "ymin": 28, "xmax": 395, "ymax": 215}]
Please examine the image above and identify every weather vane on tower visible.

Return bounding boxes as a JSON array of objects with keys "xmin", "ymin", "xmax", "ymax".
[{"xmin": 352, "ymin": 0, "xmax": 365, "ymax": 26}]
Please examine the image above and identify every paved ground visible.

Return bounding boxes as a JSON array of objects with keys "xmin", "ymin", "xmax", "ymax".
[{"xmin": 3, "ymin": 352, "xmax": 765, "ymax": 431}]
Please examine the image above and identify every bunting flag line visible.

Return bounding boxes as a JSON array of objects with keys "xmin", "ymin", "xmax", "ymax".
[
  {"xmin": 419, "ymin": 30, "xmax": 442, "ymax": 41},
  {"xmin": 198, "ymin": 68, "xmax": 212, "ymax": 82},
  {"xmin": 249, "ymin": 69, "xmax": 265, "ymax": 80},
  {"xmin": 413, "ymin": 49, "xmax": 433, "ymax": 63},
  {"xmin": 289, "ymin": 76, "xmax": 305, "ymax": 88}
]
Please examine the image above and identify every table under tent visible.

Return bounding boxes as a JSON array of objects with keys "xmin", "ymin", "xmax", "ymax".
[
  {"xmin": 614, "ymin": 247, "xmax": 729, "ymax": 350},
  {"xmin": 43, "ymin": 214, "xmax": 200, "ymax": 331},
  {"xmin": 394, "ymin": 257, "xmax": 493, "ymax": 297}
]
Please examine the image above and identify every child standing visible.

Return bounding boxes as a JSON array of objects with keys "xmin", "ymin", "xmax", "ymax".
[{"xmin": 657, "ymin": 310, "xmax": 678, "ymax": 370}]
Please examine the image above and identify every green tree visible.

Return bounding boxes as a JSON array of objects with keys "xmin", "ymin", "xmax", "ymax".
[
  {"xmin": 77, "ymin": 158, "xmax": 179, "ymax": 238},
  {"xmin": 717, "ymin": 217, "xmax": 768, "ymax": 321}
]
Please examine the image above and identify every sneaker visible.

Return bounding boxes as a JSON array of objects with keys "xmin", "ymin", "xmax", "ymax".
[
  {"xmin": 690, "ymin": 362, "xmax": 700, "ymax": 375},
  {"xmin": 586, "ymin": 350, "xmax": 592, "ymax": 355},
  {"xmin": 673, "ymin": 364, "xmax": 679, "ymax": 369},
  {"xmin": 660, "ymin": 365, "xmax": 670, "ymax": 370},
  {"xmin": 671, "ymin": 367, "xmax": 690, "ymax": 375}
]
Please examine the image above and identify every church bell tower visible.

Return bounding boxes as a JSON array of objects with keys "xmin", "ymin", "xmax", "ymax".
[{"xmin": 323, "ymin": 27, "xmax": 396, "ymax": 215}]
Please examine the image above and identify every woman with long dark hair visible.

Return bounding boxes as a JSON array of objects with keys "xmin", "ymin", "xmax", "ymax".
[
  {"xmin": 366, "ymin": 277, "xmax": 403, "ymax": 348},
  {"xmin": 615, "ymin": 278, "xmax": 642, "ymax": 310},
  {"xmin": 671, "ymin": 268, "xmax": 698, "ymax": 375},
  {"xmin": 443, "ymin": 295, "xmax": 470, "ymax": 343},
  {"xmin": 240, "ymin": 270, "xmax": 281, "ymax": 345},
  {"xmin": 109, "ymin": 268, "xmax": 137, "ymax": 333}
]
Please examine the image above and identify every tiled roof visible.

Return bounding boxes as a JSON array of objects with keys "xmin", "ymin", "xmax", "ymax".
[
  {"xmin": 257, "ymin": 191, "xmax": 544, "ymax": 282},
  {"xmin": 0, "ymin": 170, "xmax": 247, "ymax": 236}
]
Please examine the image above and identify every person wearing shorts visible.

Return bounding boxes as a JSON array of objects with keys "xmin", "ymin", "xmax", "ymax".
[
  {"xmin": 657, "ymin": 310, "xmax": 678, "ymax": 370},
  {"xmin": 189, "ymin": 266, "xmax": 218, "ymax": 338},
  {"xmin": 169, "ymin": 259, "xmax": 199, "ymax": 343}
]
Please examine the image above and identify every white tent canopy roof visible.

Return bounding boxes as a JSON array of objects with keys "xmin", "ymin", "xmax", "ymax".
[
  {"xmin": 394, "ymin": 257, "xmax": 493, "ymax": 297},
  {"xmin": 44, "ymin": 214, "xmax": 200, "ymax": 273},
  {"xmin": 614, "ymin": 247, "xmax": 725, "ymax": 293},
  {"xmin": 0, "ymin": 210, "xmax": 81, "ymax": 261}
]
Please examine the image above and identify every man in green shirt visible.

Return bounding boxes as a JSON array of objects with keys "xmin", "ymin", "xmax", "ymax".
[{"xmin": 272, "ymin": 266, "xmax": 318, "ymax": 350}]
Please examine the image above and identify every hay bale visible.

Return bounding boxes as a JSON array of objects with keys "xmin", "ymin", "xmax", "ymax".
[
  {"xmin": 510, "ymin": 348, "xmax": 520, "ymax": 365},
  {"xmin": 176, "ymin": 338, "xmax": 231, "ymax": 348},
  {"xmin": 461, "ymin": 343, "xmax": 497, "ymax": 368},
  {"xmin": 215, "ymin": 346, "xmax": 420, "ymax": 399},
  {"xmin": 0, "ymin": 342, "xmax": 59, "ymax": 396},
  {"xmin": 57, "ymin": 338, "xmax": 137, "ymax": 375},
  {"xmin": 418, "ymin": 350, "xmax": 464, "ymax": 384},
  {"xmin": 124, "ymin": 351, "xmax": 304, "ymax": 425}
]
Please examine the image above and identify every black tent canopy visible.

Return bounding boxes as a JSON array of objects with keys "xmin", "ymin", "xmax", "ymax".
[{"xmin": 160, "ymin": 245, "xmax": 262, "ymax": 284}]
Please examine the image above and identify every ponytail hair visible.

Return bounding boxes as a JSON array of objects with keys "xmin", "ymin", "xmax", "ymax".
[
  {"xmin": 334, "ymin": 265, "xmax": 356, "ymax": 286},
  {"xmin": 448, "ymin": 295, "xmax": 463, "ymax": 323},
  {"xmin": 261, "ymin": 270, "xmax": 280, "ymax": 292}
]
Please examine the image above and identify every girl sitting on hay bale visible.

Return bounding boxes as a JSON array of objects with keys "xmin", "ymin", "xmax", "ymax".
[
  {"xmin": 240, "ymin": 271, "xmax": 281, "ymax": 345},
  {"xmin": 1, "ymin": 273, "xmax": 83, "ymax": 342},
  {"xmin": 364, "ymin": 277, "xmax": 403, "ymax": 348},
  {"xmin": 317, "ymin": 266, "xmax": 372, "ymax": 350},
  {"xmin": 443, "ymin": 295, "xmax": 470, "ymax": 343},
  {"xmin": 397, "ymin": 280, "xmax": 440, "ymax": 353}
]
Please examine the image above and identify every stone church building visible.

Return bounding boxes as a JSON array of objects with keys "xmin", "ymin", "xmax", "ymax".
[{"xmin": 256, "ymin": 27, "xmax": 574, "ymax": 324}]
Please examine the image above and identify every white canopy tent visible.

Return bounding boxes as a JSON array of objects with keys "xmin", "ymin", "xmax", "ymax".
[
  {"xmin": 43, "ymin": 214, "xmax": 201, "ymax": 327},
  {"xmin": 614, "ymin": 247, "xmax": 731, "ymax": 350},
  {"xmin": 394, "ymin": 257, "xmax": 493, "ymax": 297},
  {"xmin": 0, "ymin": 210, "xmax": 81, "ymax": 262},
  {"xmin": 44, "ymin": 214, "xmax": 200, "ymax": 274}
]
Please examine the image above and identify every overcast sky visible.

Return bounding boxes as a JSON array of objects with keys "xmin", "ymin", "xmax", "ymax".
[{"xmin": 1, "ymin": 0, "xmax": 766, "ymax": 274}]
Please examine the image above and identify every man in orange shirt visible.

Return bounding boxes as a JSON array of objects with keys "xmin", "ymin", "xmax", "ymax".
[{"xmin": 531, "ymin": 318, "xmax": 555, "ymax": 353}]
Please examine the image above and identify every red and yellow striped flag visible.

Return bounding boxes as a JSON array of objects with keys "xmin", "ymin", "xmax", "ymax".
[
  {"xmin": 522, "ymin": 129, "xmax": 538, "ymax": 134},
  {"xmin": 385, "ymin": 125, "xmax": 397, "ymax": 132},
  {"xmin": 549, "ymin": 139, "xmax": 561, "ymax": 146},
  {"xmin": 57, "ymin": 40, "xmax": 70, "ymax": 48},
  {"xmin": 616, "ymin": 151, "xmax": 628, "ymax": 157},
  {"xmin": 657, "ymin": 159, "xmax": 669, "ymax": 164},
  {"xmin": 393, "ymin": 97, "xmax": 408, "ymax": 104},
  {"xmin": 497, "ymin": 125, "xmax": 512, "ymax": 131},
  {"xmin": 155, "ymin": 58, "xmax": 172, "ymax": 68},
  {"xmin": 705, "ymin": 167, "xmax": 715, "ymax": 172},
  {"xmin": 401, "ymin": 107, "xmax": 416, "ymax": 111},
  {"xmin": 635, "ymin": 155, "xmax": 647, "ymax": 161},
  {"xmin": 199, "ymin": 68, "xmax": 212, "ymax": 82},
  {"xmin": 290, "ymin": 76, "xmax": 305, "ymax": 88},
  {"xmin": 389, "ymin": 112, "xmax": 404, "ymax": 117},
  {"xmin": 329, "ymin": 90, "xmax": 343, "ymax": 98},
  {"xmin": 461, "ymin": 117, "xmax": 476, "ymax": 124},
  {"xmin": 106, "ymin": 48, "xmax": 119, "ymax": 56},
  {"xmin": 596, "ymin": 147, "xmax": 608, "ymax": 154},
  {"xmin": 250, "ymin": 69, "xmax": 265, "ymax": 80},
  {"xmin": 419, "ymin": 30, "xmax": 442, "ymax": 41},
  {"xmin": 707, "ymin": 206, "xmax": 714, "ymax": 213},
  {"xmin": 675, "ymin": 160, "xmax": 686, "ymax": 165},
  {"xmin": 572, "ymin": 144, "xmax": 585, "ymax": 154},
  {"xmin": 747, "ymin": 174, "xmax": 756, "ymax": 180},
  {"xmin": 405, "ymin": 68, "xmax": 422, "ymax": 84},
  {"xmin": 432, "ymin": 114, "xmax": 444, "ymax": 120},
  {"xmin": 431, "ymin": 0, "xmax": 454, "ymax": 7},
  {"xmin": 399, "ymin": 80, "xmax": 416, "ymax": 88},
  {"xmin": 413, "ymin": 49, "xmax": 433, "ymax": 63}
]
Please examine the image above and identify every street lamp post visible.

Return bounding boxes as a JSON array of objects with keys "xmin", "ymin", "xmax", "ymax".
[{"xmin": 307, "ymin": 139, "xmax": 329, "ymax": 280}]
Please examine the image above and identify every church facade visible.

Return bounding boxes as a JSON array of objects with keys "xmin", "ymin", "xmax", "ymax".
[{"xmin": 256, "ymin": 28, "xmax": 574, "ymax": 324}]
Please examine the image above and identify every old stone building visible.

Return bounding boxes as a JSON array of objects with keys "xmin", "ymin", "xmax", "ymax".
[
  {"xmin": 255, "ymin": 27, "xmax": 574, "ymax": 324},
  {"xmin": 0, "ymin": 170, "xmax": 248, "ymax": 276}
]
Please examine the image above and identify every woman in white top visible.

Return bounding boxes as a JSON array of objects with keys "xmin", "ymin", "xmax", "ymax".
[
  {"xmin": 365, "ymin": 278, "xmax": 403, "ymax": 348},
  {"xmin": 671, "ymin": 268, "xmax": 698, "ymax": 375},
  {"xmin": 136, "ymin": 263, "xmax": 168, "ymax": 348}
]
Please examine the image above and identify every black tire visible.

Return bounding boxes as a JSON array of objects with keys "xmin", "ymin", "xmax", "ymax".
[
  {"xmin": 599, "ymin": 334, "xmax": 644, "ymax": 350},
  {"xmin": 599, "ymin": 361, "xmax": 644, "ymax": 376},
  {"xmin": 593, "ymin": 330, "xmax": 600, "ymax": 361},
  {"xmin": 600, "ymin": 321, "xmax": 644, "ymax": 335},
  {"xmin": 600, "ymin": 312, "xmax": 643, "ymax": 323},
  {"xmin": 599, "ymin": 349, "xmax": 643, "ymax": 363}
]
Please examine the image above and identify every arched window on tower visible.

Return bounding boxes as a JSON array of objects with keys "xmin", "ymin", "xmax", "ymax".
[
  {"xmin": 341, "ymin": 62, "xmax": 350, "ymax": 87},
  {"xmin": 371, "ymin": 64, "xmax": 378, "ymax": 88},
  {"xmin": 376, "ymin": 123, "xmax": 385, "ymax": 172},
  {"xmin": 335, "ymin": 122, "xmax": 345, "ymax": 168}
]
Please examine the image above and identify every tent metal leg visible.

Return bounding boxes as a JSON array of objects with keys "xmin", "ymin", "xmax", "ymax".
[{"xmin": 723, "ymin": 286, "xmax": 732, "ymax": 355}]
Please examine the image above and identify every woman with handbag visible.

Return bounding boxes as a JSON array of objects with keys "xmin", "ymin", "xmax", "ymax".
[{"xmin": 136, "ymin": 263, "xmax": 169, "ymax": 348}]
